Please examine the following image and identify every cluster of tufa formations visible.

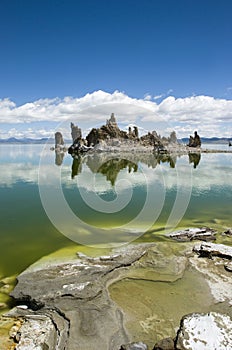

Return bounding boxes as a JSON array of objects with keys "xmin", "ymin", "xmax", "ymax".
[{"xmin": 67, "ymin": 113, "xmax": 184, "ymax": 155}]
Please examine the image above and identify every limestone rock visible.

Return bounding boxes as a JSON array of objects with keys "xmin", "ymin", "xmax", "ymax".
[
  {"xmin": 140, "ymin": 131, "xmax": 161, "ymax": 147},
  {"xmin": 10, "ymin": 244, "xmax": 157, "ymax": 350},
  {"xmin": 71, "ymin": 122, "xmax": 82, "ymax": 142},
  {"xmin": 153, "ymin": 337, "xmax": 175, "ymax": 350},
  {"xmin": 167, "ymin": 227, "xmax": 216, "ymax": 242},
  {"xmin": 168, "ymin": 131, "xmax": 178, "ymax": 144},
  {"xmin": 54, "ymin": 131, "xmax": 64, "ymax": 148},
  {"xmin": 193, "ymin": 242, "xmax": 232, "ymax": 259},
  {"xmin": 107, "ymin": 113, "xmax": 117, "ymax": 127},
  {"xmin": 15, "ymin": 315, "xmax": 57, "ymax": 350},
  {"xmin": 188, "ymin": 131, "xmax": 201, "ymax": 148},
  {"xmin": 86, "ymin": 113, "xmax": 128, "ymax": 146},
  {"xmin": 175, "ymin": 312, "xmax": 232, "ymax": 350},
  {"xmin": 8, "ymin": 241, "xmax": 232, "ymax": 349}
]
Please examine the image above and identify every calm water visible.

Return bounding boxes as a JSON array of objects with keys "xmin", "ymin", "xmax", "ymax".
[{"xmin": 0, "ymin": 144, "xmax": 232, "ymax": 278}]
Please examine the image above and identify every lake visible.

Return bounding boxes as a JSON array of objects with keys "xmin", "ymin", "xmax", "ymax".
[{"xmin": 0, "ymin": 143, "xmax": 231, "ymax": 279}]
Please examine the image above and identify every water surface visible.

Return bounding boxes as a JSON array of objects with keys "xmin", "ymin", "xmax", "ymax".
[{"xmin": 0, "ymin": 144, "xmax": 231, "ymax": 278}]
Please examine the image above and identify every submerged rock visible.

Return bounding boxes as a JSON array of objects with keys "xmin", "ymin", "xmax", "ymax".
[{"xmin": 175, "ymin": 312, "xmax": 232, "ymax": 350}]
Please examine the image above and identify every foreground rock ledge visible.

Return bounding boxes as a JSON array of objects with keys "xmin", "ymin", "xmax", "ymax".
[
  {"xmin": 4, "ymin": 242, "xmax": 232, "ymax": 350},
  {"xmin": 9, "ymin": 244, "xmax": 159, "ymax": 350}
]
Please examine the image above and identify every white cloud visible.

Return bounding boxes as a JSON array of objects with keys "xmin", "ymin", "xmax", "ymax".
[
  {"xmin": 159, "ymin": 95, "xmax": 232, "ymax": 121},
  {"xmin": 153, "ymin": 94, "xmax": 164, "ymax": 100},
  {"xmin": 144, "ymin": 93, "xmax": 152, "ymax": 101},
  {"xmin": 0, "ymin": 91, "xmax": 232, "ymax": 138}
]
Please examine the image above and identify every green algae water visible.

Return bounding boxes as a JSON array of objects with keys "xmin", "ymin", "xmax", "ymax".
[{"xmin": 0, "ymin": 144, "xmax": 231, "ymax": 279}]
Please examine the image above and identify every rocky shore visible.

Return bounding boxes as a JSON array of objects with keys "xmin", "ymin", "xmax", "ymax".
[{"xmin": 1, "ymin": 228, "xmax": 232, "ymax": 349}]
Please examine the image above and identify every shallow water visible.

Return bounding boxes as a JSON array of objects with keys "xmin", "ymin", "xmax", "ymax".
[
  {"xmin": 0, "ymin": 144, "xmax": 231, "ymax": 278},
  {"xmin": 109, "ymin": 268, "xmax": 214, "ymax": 347}
]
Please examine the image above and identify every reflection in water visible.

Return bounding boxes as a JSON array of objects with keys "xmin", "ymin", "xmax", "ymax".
[
  {"xmin": 54, "ymin": 149, "xmax": 202, "ymax": 184},
  {"xmin": 157, "ymin": 154, "xmax": 177, "ymax": 168},
  {"xmin": 69, "ymin": 153, "xmax": 180, "ymax": 183},
  {"xmin": 97, "ymin": 159, "xmax": 138, "ymax": 186},
  {"xmin": 55, "ymin": 150, "xmax": 65, "ymax": 166},
  {"xmin": 71, "ymin": 156, "xmax": 82, "ymax": 179},
  {"xmin": 188, "ymin": 153, "xmax": 201, "ymax": 168}
]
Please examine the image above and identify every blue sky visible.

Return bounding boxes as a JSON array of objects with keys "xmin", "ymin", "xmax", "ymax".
[{"xmin": 0, "ymin": 0, "xmax": 232, "ymax": 139}]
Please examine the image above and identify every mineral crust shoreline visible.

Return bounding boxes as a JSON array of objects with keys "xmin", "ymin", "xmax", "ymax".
[{"xmin": 1, "ymin": 229, "xmax": 232, "ymax": 350}]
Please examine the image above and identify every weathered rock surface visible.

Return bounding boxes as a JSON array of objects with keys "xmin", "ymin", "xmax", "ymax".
[
  {"xmin": 187, "ymin": 131, "xmax": 201, "ymax": 148},
  {"xmin": 85, "ymin": 113, "xmax": 179, "ymax": 152},
  {"xmin": 7, "ymin": 242, "xmax": 190, "ymax": 350},
  {"xmin": 175, "ymin": 312, "xmax": 232, "ymax": 350},
  {"xmin": 14, "ymin": 314, "xmax": 57, "ymax": 349},
  {"xmin": 10, "ymin": 244, "xmax": 161, "ymax": 350},
  {"xmin": 86, "ymin": 113, "xmax": 129, "ymax": 147},
  {"xmin": 4, "ymin": 241, "xmax": 232, "ymax": 349},
  {"xmin": 193, "ymin": 241, "xmax": 232, "ymax": 259},
  {"xmin": 190, "ymin": 242, "xmax": 232, "ymax": 303},
  {"xmin": 167, "ymin": 227, "xmax": 216, "ymax": 242},
  {"xmin": 71, "ymin": 122, "xmax": 82, "ymax": 142},
  {"xmin": 55, "ymin": 131, "xmax": 64, "ymax": 148},
  {"xmin": 66, "ymin": 114, "xmax": 232, "ymax": 155}
]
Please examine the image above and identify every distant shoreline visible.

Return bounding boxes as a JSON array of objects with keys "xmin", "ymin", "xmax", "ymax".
[
  {"xmin": 1, "ymin": 140, "xmax": 232, "ymax": 155},
  {"xmin": 0, "ymin": 137, "xmax": 231, "ymax": 145}
]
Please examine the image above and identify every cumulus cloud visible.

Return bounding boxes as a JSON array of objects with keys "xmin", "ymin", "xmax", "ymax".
[
  {"xmin": 162, "ymin": 96, "xmax": 232, "ymax": 121},
  {"xmin": 0, "ymin": 91, "xmax": 157, "ymax": 124},
  {"xmin": 0, "ymin": 90, "xmax": 232, "ymax": 138}
]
